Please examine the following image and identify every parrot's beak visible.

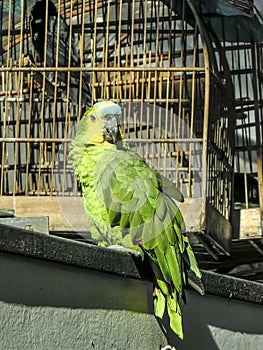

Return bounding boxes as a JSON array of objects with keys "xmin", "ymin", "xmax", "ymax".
[
  {"xmin": 111, "ymin": 125, "xmax": 119, "ymax": 143},
  {"xmin": 104, "ymin": 115, "xmax": 120, "ymax": 143}
]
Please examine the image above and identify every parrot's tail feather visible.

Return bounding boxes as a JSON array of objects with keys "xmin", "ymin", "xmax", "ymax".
[
  {"xmin": 146, "ymin": 250, "xmax": 184, "ymax": 339},
  {"xmin": 154, "ymin": 286, "xmax": 184, "ymax": 340},
  {"xmin": 167, "ymin": 292, "xmax": 184, "ymax": 339}
]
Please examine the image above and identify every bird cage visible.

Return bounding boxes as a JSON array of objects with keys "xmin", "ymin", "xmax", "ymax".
[
  {"xmin": 184, "ymin": 0, "xmax": 263, "ymax": 246},
  {"xmin": 0, "ymin": 0, "xmax": 236, "ymax": 251},
  {"xmin": 216, "ymin": 16, "xmax": 263, "ymax": 238}
]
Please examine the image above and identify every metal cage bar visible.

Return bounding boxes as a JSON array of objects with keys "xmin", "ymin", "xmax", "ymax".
[{"xmin": 0, "ymin": 0, "xmax": 240, "ymax": 244}]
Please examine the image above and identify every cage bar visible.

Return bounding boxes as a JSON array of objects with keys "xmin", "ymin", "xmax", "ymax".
[{"xmin": 1, "ymin": 0, "xmax": 261, "ymax": 249}]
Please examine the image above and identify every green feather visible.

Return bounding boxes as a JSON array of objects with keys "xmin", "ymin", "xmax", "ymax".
[
  {"xmin": 165, "ymin": 245, "xmax": 182, "ymax": 294},
  {"xmin": 155, "ymin": 193, "xmax": 166, "ymax": 221},
  {"xmin": 154, "ymin": 246, "xmax": 171, "ymax": 283},
  {"xmin": 155, "ymin": 171, "xmax": 184, "ymax": 203},
  {"xmin": 119, "ymin": 211, "xmax": 130, "ymax": 229},
  {"xmin": 184, "ymin": 236, "xmax": 202, "ymax": 279},
  {"xmin": 153, "ymin": 288, "xmax": 166, "ymax": 319},
  {"xmin": 167, "ymin": 294, "xmax": 183, "ymax": 339}
]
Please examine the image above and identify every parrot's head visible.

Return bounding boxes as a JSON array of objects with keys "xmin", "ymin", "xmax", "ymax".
[{"xmin": 72, "ymin": 101, "xmax": 123, "ymax": 148}]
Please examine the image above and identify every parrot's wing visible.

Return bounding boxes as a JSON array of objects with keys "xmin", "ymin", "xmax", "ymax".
[
  {"xmin": 94, "ymin": 147, "xmax": 195, "ymax": 338},
  {"xmin": 94, "ymin": 148, "xmax": 185, "ymax": 249}
]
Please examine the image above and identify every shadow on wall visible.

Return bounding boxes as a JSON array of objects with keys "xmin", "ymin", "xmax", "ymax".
[
  {"xmin": 170, "ymin": 290, "xmax": 263, "ymax": 350},
  {"xmin": 0, "ymin": 252, "xmax": 262, "ymax": 349},
  {"xmin": 0, "ymin": 252, "xmax": 153, "ymax": 313}
]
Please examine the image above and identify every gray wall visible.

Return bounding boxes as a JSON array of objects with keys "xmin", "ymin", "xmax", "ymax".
[
  {"xmin": 0, "ymin": 252, "xmax": 165, "ymax": 350},
  {"xmin": 0, "ymin": 246, "xmax": 263, "ymax": 349},
  {"xmin": 173, "ymin": 290, "xmax": 263, "ymax": 350}
]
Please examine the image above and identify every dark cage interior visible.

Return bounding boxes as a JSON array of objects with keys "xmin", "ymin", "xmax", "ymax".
[{"xmin": 0, "ymin": 0, "xmax": 263, "ymax": 269}]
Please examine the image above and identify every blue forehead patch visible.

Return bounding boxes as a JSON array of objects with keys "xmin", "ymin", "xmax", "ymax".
[{"xmin": 93, "ymin": 101, "xmax": 122, "ymax": 118}]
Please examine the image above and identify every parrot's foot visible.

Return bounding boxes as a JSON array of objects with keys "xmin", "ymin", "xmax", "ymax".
[
  {"xmin": 108, "ymin": 245, "xmax": 144, "ymax": 260},
  {"xmin": 160, "ymin": 346, "xmax": 176, "ymax": 350}
]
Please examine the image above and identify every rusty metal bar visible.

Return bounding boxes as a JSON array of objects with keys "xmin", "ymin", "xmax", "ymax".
[
  {"xmin": 0, "ymin": 137, "xmax": 203, "ymax": 143},
  {"xmin": 0, "ymin": 66, "xmax": 206, "ymax": 72}
]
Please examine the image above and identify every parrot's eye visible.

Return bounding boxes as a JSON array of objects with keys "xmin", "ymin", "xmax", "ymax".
[
  {"xmin": 90, "ymin": 114, "xmax": 97, "ymax": 122},
  {"xmin": 105, "ymin": 115, "xmax": 113, "ymax": 121}
]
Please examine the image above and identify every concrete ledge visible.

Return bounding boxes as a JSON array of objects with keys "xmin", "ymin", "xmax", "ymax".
[
  {"xmin": 0, "ymin": 224, "xmax": 263, "ymax": 350},
  {"xmin": 0, "ymin": 223, "xmax": 262, "ymax": 305},
  {"xmin": 0, "ymin": 224, "xmax": 143, "ymax": 279},
  {"xmin": 202, "ymin": 268, "xmax": 263, "ymax": 305}
]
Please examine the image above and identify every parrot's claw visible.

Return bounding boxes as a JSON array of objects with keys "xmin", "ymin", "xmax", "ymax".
[
  {"xmin": 108, "ymin": 245, "xmax": 144, "ymax": 260},
  {"xmin": 160, "ymin": 346, "xmax": 176, "ymax": 350}
]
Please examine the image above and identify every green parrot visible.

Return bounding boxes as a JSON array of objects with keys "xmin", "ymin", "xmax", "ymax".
[{"xmin": 69, "ymin": 100, "xmax": 204, "ymax": 339}]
